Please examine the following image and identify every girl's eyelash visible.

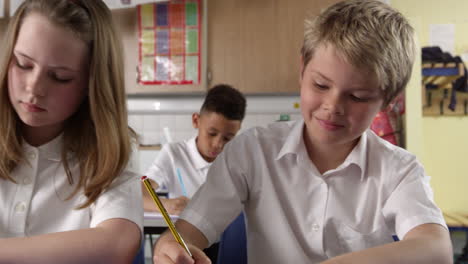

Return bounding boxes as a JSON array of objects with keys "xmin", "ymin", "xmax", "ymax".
[
  {"xmin": 15, "ymin": 58, "xmax": 72, "ymax": 83},
  {"xmin": 15, "ymin": 60, "xmax": 30, "ymax": 69},
  {"xmin": 49, "ymin": 73, "xmax": 72, "ymax": 83}
]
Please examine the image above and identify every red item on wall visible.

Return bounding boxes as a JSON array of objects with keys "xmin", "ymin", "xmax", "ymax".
[
  {"xmin": 370, "ymin": 92, "xmax": 405, "ymax": 146},
  {"xmin": 370, "ymin": 111, "xmax": 398, "ymax": 145}
]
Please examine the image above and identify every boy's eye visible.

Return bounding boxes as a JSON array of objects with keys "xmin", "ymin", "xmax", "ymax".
[
  {"xmin": 208, "ymin": 133, "xmax": 217, "ymax": 137},
  {"xmin": 314, "ymin": 82, "xmax": 328, "ymax": 90},
  {"xmin": 350, "ymin": 94, "xmax": 369, "ymax": 102}
]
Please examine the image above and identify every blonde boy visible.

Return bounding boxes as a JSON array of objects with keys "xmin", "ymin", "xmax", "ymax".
[{"xmin": 153, "ymin": 1, "xmax": 453, "ymax": 263}]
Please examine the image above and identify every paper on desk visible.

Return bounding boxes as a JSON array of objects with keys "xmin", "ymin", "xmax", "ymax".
[{"xmin": 144, "ymin": 212, "xmax": 179, "ymax": 220}]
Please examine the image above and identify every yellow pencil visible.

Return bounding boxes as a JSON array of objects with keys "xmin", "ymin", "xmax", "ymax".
[{"xmin": 141, "ymin": 176, "xmax": 193, "ymax": 257}]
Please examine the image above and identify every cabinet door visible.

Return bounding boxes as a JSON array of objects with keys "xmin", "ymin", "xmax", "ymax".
[{"xmin": 207, "ymin": 0, "xmax": 340, "ymax": 94}]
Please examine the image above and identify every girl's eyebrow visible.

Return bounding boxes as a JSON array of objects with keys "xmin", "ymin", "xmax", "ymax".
[{"xmin": 13, "ymin": 50, "xmax": 79, "ymax": 72}]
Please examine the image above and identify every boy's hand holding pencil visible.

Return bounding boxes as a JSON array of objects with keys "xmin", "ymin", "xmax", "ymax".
[
  {"xmin": 141, "ymin": 176, "xmax": 192, "ymax": 256},
  {"xmin": 155, "ymin": 232, "xmax": 211, "ymax": 264},
  {"xmin": 142, "ymin": 176, "xmax": 211, "ymax": 264}
]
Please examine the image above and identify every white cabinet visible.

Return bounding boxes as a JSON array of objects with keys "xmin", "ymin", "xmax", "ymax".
[
  {"xmin": 103, "ymin": 0, "xmax": 168, "ymax": 10},
  {"xmin": 7, "ymin": 0, "xmax": 169, "ymax": 15}
]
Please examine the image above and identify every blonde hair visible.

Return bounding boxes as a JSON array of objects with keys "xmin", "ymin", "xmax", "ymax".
[
  {"xmin": 301, "ymin": 0, "xmax": 415, "ymax": 106},
  {"xmin": 0, "ymin": 0, "xmax": 135, "ymax": 208}
]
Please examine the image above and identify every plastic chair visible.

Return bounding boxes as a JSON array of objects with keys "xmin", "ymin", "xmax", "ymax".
[
  {"xmin": 132, "ymin": 238, "xmax": 146, "ymax": 264},
  {"xmin": 216, "ymin": 213, "xmax": 247, "ymax": 264}
]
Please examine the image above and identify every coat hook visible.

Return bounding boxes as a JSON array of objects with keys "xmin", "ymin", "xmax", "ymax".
[
  {"xmin": 464, "ymin": 99, "xmax": 468, "ymax": 115},
  {"xmin": 439, "ymin": 99, "xmax": 444, "ymax": 115}
]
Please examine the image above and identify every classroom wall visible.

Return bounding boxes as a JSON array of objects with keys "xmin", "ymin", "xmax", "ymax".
[{"xmin": 392, "ymin": 0, "xmax": 468, "ymax": 213}]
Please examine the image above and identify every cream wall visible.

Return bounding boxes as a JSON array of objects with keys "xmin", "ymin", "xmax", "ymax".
[{"xmin": 392, "ymin": 0, "xmax": 468, "ymax": 213}]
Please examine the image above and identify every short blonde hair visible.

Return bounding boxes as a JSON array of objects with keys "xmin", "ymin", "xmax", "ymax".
[
  {"xmin": 301, "ymin": 0, "xmax": 415, "ymax": 106},
  {"xmin": 0, "ymin": 0, "xmax": 135, "ymax": 208}
]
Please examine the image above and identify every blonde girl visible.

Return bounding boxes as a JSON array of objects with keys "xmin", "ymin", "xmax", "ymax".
[{"xmin": 0, "ymin": 0, "xmax": 142, "ymax": 263}]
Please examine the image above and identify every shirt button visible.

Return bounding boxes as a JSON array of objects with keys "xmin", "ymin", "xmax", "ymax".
[
  {"xmin": 23, "ymin": 176, "xmax": 32, "ymax": 185},
  {"xmin": 14, "ymin": 202, "xmax": 27, "ymax": 213},
  {"xmin": 312, "ymin": 223, "xmax": 320, "ymax": 232},
  {"xmin": 28, "ymin": 152, "xmax": 36, "ymax": 160}
]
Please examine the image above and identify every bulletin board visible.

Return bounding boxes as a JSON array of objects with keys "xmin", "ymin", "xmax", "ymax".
[{"xmin": 137, "ymin": 0, "xmax": 201, "ymax": 85}]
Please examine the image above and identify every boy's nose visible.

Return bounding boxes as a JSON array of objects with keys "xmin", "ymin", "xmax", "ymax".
[
  {"xmin": 322, "ymin": 95, "xmax": 344, "ymax": 115},
  {"xmin": 213, "ymin": 137, "xmax": 224, "ymax": 151}
]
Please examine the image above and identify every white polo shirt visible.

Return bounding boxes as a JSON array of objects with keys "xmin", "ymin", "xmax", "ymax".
[
  {"xmin": 145, "ymin": 137, "xmax": 211, "ymax": 198},
  {"xmin": 0, "ymin": 135, "xmax": 143, "ymax": 238},
  {"xmin": 180, "ymin": 120, "xmax": 447, "ymax": 263}
]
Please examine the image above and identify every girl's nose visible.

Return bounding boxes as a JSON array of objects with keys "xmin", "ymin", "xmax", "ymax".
[{"xmin": 26, "ymin": 70, "xmax": 46, "ymax": 97}]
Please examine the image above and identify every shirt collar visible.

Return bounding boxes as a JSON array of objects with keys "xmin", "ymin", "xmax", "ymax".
[
  {"xmin": 338, "ymin": 130, "xmax": 368, "ymax": 181},
  {"xmin": 23, "ymin": 133, "xmax": 64, "ymax": 161},
  {"xmin": 276, "ymin": 120, "xmax": 307, "ymax": 160},
  {"xmin": 276, "ymin": 120, "xmax": 368, "ymax": 180},
  {"xmin": 187, "ymin": 136, "xmax": 211, "ymax": 170}
]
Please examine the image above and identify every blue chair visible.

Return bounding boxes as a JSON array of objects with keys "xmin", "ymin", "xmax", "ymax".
[
  {"xmin": 132, "ymin": 237, "xmax": 146, "ymax": 264},
  {"xmin": 216, "ymin": 213, "xmax": 247, "ymax": 264}
]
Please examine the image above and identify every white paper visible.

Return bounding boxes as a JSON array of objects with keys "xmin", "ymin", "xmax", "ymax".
[
  {"xmin": 144, "ymin": 212, "xmax": 179, "ymax": 220},
  {"xmin": 144, "ymin": 212, "xmax": 177, "ymax": 227},
  {"xmin": 429, "ymin": 24, "xmax": 455, "ymax": 54},
  {"xmin": 461, "ymin": 53, "xmax": 468, "ymax": 63}
]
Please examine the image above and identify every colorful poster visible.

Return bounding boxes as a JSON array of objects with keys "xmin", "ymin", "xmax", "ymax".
[{"xmin": 138, "ymin": 0, "xmax": 201, "ymax": 85}]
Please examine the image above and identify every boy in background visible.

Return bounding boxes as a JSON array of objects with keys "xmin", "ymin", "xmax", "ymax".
[{"xmin": 142, "ymin": 84, "xmax": 246, "ymax": 215}]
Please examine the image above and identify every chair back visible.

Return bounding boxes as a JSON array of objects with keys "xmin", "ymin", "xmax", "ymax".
[
  {"xmin": 132, "ymin": 238, "xmax": 145, "ymax": 264},
  {"xmin": 216, "ymin": 213, "xmax": 247, "ymax": 264}
]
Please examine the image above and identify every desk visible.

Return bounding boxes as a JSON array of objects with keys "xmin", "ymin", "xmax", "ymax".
[
  {"xmin": 143, "ymin": 212, "xmax": 180, "ymax": 257},
  {"xmin": 144, "ymin": 212, "xmax": 179, "ymax": 235}
]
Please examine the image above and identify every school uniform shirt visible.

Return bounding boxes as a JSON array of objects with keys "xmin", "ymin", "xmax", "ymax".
[
  {"xmin": 0, "ymin": 135, "xmax": 143, "ymax": 238},
  {"xmin": 145, "ymin": 136, "xmax": 211, "ymax": 198},
  {"xmin": 180, "ymin": 119, "xmax": 447, "ymax": 263}
]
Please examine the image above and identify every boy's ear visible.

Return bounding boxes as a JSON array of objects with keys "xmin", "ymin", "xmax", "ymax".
[{"xmin": 192, "ymin": 113, "xmax": 200, "ymax": 129}]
